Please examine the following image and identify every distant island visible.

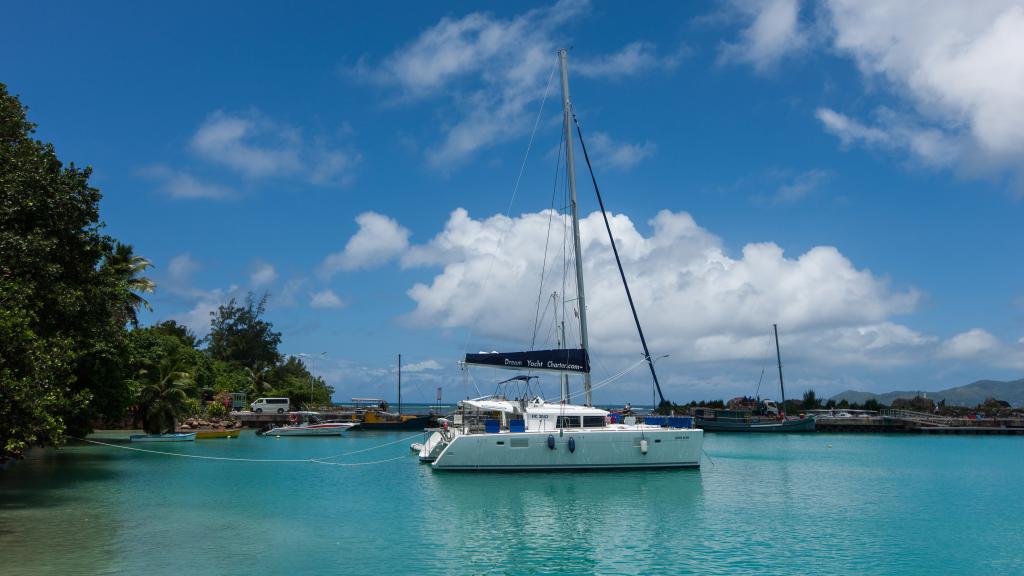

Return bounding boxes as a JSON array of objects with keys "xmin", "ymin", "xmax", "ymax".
[{"xmin": 831, "ymin": 378, "xmax": 1024, "ymax": 408}]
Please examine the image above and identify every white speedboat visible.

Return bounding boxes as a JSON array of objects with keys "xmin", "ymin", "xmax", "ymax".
[
  {"xmin": 130, "ymin": 432, "xmax": 197, "ymax": 442},
  {"xmin": 416, "ymin": 49, "xmax": 703, "ymax": 471},
  {"xmin": 258, "ymin": 412, "xmax": 356, "ymax": 437}
]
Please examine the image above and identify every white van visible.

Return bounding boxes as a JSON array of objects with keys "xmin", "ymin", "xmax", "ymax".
[{"xmin": 251, "ymin": 398, "xmax": 290, "ymax": 414}]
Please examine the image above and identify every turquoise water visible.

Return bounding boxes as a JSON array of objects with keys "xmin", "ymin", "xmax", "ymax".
[{"xmin": 2, "ymin": 431, "xmax": 1022, "ymax": 575}]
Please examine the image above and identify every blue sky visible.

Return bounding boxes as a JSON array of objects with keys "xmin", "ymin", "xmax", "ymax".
[{"xmin": 4, "ymin": 0, "xmax": 1024, "ymax": 404}]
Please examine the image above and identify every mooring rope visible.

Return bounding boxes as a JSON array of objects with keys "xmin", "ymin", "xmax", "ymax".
[{"xmin": 71, "ymin": 432, "xmax": 423, "ymax": 467}]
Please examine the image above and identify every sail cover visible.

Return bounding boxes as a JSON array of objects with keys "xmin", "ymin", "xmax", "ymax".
[{"xmin": 464, "ymin": 349, "xmax": 590, "ymax": 374}]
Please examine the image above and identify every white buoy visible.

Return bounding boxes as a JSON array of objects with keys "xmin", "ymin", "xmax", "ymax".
[{"xmin": 639, "ymin": 439, "xmax": 649, "ymax": 454}]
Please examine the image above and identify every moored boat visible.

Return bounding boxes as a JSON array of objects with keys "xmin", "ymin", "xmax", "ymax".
[
  {"xmin": 694, "ymin": 324, "xmax": 815, "ymax": 433},
  {"xmin": 335, "ymin": 398, "xmax": 438, "ymax": 431},
  {"xmin": 191, "ymin": 428, "xmax": 241, "ymax": 439},
  {"xmin": 257, "ymin": 411, "xmax": 356, "ymax": 437},
  {"xmin": 694, "ymin": 411, "xmax": 816, "ymax": 432},
  {"xmin": 130, "ymin": 432, "xmax": 197, "ymax": 442},
  {"xmin": 415, "ymin": 49, "xmax": 703, "ymax": 471}
]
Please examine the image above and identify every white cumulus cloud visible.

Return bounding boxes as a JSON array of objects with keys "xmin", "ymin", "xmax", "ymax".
[
  {"xmin": 249, "ymin": 262, "xmax": 277, "ymax": 288},
  {"xmin": 719, "ymin": 0, "xmax": 808, "ymax": 72},
  {"xmin": 401, "ymin": 207, "xmax": 921, "ymax": 365},
  {"xmin": 189, "ymin": 110, "xmax": 360, "ymax": 187},
  {"xmin": 401, "ymin": 359, "xmax": 444, "ymax": 372},
  {"xmin": 310, "ymin": 289, "xmax": 346, "ymax": 309},
  {"xmin": 352, "ymin": 0, "xmax": 673, "ymax": 168},
  {"xmin": 939, "ymin": 329, "xmax": 1001, "ymax": 360},
  {"xmin": 818, "ymin": 1, "xmax": 1024, "ymax": 183},
  {"xmin": 586, "ymin": 132, "xmax": 656, "ymax": 171},
  {"xmin": 140, "ymin": 165, "xmax": 234, "ymax": 200},
  {"xmin": 320, "ymin": 212, "xmax": 411, "ymax": 277}
]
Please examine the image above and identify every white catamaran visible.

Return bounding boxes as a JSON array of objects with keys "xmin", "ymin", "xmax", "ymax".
[{"xmin": 415, "ymin": 49, "xmax": 703, "ymax": 471}]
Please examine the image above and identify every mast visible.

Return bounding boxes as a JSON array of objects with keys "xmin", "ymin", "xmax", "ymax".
[
  {"xmin": 397, "ymin": 353, "xmax": 402, "ymax": 415},
  {"xmin": 774, "ymin": 324, "xmax": 785, "ymax": 418},
  {"xmin": 559, "ymin": 48, "xmax": 592, "ymax": 406},
  {"xmin": 560, "ymin": 320, "xmax": 569, "ymax": 403}
]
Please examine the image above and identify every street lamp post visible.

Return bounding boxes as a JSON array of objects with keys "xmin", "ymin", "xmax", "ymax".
[{"xmin": 298, "ymin": 352, "xmax": 326, "ymax": 409}]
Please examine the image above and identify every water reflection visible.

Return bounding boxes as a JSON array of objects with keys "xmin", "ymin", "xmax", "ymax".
[{"xmin": 419, "ymin": 469, "xmax": 705, "ymax": 572}]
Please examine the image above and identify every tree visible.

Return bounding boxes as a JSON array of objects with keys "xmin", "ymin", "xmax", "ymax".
[
  {"xmin": 802, "ymin": 389, "xmax": 822, "ymax": 410},
  {"xmin": 0, "ymin": 83, "xmax": 138, "ymax": 458},
  {"xmin": 151, "ymin": 319, "xmax": 199, "ymax": 349},
  {"xmin": 206, "ymin": 292, "xmax": 282, "ymax": 369},
  {"xmin": 102, "ymin": 242, "xmax": 155, "ymax": 326},
  {"xmin": 270, "ymin": 356, "xmax": 334, "ymax": 408},
  {"xmin": 136, "ymin": 357, "xmax": 193, "ymax": 434}
]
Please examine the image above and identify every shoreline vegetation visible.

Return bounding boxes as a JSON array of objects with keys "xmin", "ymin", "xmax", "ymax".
[
  {"xmin": 657, "ymin": 390, "xmax": 1023, "ymax": 420},
  {"xmin": 0, "ymin": 85, "xmax": 331, "ymax": 460}
]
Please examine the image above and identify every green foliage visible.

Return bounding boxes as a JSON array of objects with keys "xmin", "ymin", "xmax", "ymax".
[
  {"xmin": 206, "ymin": 292, "xmax": 282, "ymax": 369},
  {"xmin": 0, "ymin": 83, "xmax": 147, "ymax": 458},
  {"xmin": 205, "ymin": 401, "xmax": 227, "ymax": 418},
  {"xmin": 151, "ymin": 320, "xmax": 199, "ymax": 348},
  {"xmin": 212, "ymin": 360, "xmax": 253, "ymax": 395},
  {"xmin": 127, "ymin": 326, "xmax": 213, "ymax": 394},
  {"xmin": 267, "ymin": 356, "xmax": 333, "ymax": 408},
  {"xmin": 183, "ymin": 397, "xmax": 202, "ymax": 418},
  {"xmin": 802, "ymin": 389, "xmax": 822, "ymax": 410},
  {"xmin": 136, "ymin": 356, "xmax": 194, "ymax": 434},
  {"xmin": 100, "ymin": 242, "xmax": 155, "ymax": 327}
]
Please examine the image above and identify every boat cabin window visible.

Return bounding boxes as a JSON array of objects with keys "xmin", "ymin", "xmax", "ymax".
[
  {"xmin": 582, "ymin": 416, "xmax": 606, "ymax": 428},
  {"xmin": 557, "ymin": 416, "xmax": 581, "ymax": 428}
]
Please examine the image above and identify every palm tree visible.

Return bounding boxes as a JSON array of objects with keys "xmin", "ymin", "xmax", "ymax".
[
  {"xmin": 137, "ymin": 358, "xmax": 193, "ymax": 434},
  {"xmin": 103, "ymin": 242, "xmax": 156, "ymax": 326},
  {"xmin": 244, "ymin": 362, "xmax": 274, "ymax": 395}
]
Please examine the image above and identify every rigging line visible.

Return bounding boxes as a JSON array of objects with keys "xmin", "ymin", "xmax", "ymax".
[
  {"xmin": 461, "ymin": 57, "xmax": 558, "ymax": 355},
  {"xmin": 572, "ymin": 112, "xmax": 667, "ymax": 406},
  {"xmin": 529, "ymin": 132, "xmax": 566, "ymax": 350},
  {"xmin": 564, "ymin": 357, "xmax": 649, "ymax": 402}
]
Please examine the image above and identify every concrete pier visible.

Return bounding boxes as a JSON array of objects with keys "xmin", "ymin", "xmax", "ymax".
[{"xmin": 815, "ymin": 410, "xmax": 1024, "ymax": 435}]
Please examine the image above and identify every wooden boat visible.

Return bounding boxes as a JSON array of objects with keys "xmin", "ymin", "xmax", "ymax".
[
  {"xmin": 130, "ymin": 432, "xmax": 197, "ymax": 442},
  {"xmin": 190, "ymin": 428, "xmax": 241, "ymax": 439}
]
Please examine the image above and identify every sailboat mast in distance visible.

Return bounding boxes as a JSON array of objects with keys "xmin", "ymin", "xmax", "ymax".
[
  {"xmin": 774, "ymin": 324, "xmax": 785, "ymax": 416},
  {"xmin": 398, "ymin": 353, "xmax": 402, "ymax": 415},
  {"xmin": 559, "ymin": 48, "xmax": 592, "ymax": 407}
]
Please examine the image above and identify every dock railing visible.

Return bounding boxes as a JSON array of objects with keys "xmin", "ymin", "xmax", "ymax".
[{"xmin": 881, "ymin": 409, "xmax": 955, "ymax": 426}]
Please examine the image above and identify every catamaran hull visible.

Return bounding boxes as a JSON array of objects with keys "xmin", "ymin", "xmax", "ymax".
[{"xmin": 430, "ymin": 428, "xmax": 702, "ymax": 471}]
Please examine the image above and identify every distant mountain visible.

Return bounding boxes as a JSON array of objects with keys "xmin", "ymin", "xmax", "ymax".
[{"xmin": 830, "ymin": 378, "xmax": 1024, "ymax": 408}]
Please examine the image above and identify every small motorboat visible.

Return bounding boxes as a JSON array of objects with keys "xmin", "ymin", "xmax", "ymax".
[
  {"xmin": 258, "ymin": 411, "xmax": 357, "ymax": 437},
  {"xmin": 191, "ymin": 428, "xmax": 241, "ymax": 439},
  {"xmin": 130, "ymin": 432, "xmax": 197, "ymax": 442}
]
